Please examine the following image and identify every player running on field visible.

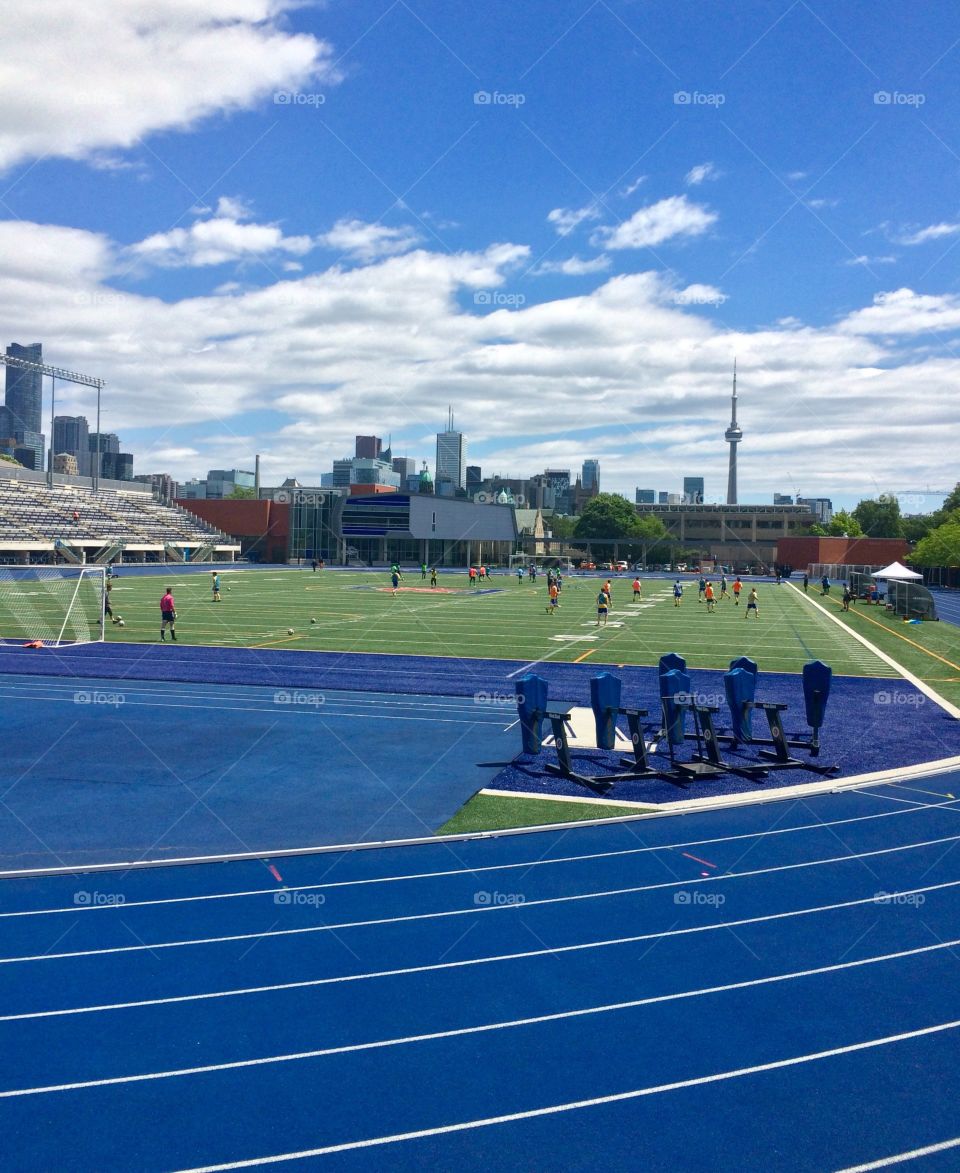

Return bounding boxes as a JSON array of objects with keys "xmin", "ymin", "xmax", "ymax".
[
  {"xmin": 632, "ymin": 577, "xmax": 642, "ymax": 601},
  {"xmin": 745, "ymin": 587, "xmax": 759, "ymax": 618},
  {"xmin": 698, "ymin": 576, "xmax": 706, "ymax": 603},
  {"xmin": 430, "ymin": 567, "xmax": 438, "ymax": 588},
  {"xmin": 705, "ymin": 581, "xmax": 716, "ymax": 612},
  {"xmin": 211, "ymin": 571, "xmax": 221, "ymax": 602},
  {"xmin": 733, "ymin": 576, "xmax": 742, "ymax": 606},
  {"xmin": 546, "ymin": 581, "xmax": 559, "ymax": 614},
  {"xmin": 673, "ymin": 580, "xmax": 683, "ymax": 606},
  {"xmin": 391, "ymin": 570, "xmax": 400, "ymax": 596},
  {"xmin": 719, "ymin": 574, "xmax": 728, "ymax": 600},
  {"xmin": 517, "ymin": 565, "xmax": 525, "ymax": 585}
]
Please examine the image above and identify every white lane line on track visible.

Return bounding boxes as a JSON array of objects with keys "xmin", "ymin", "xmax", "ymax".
[
  {"xmin": 5, "ymin": 797, "xmax": 960, "ymax": 920},
  {"xmin": 167, "ymin": 1019, "xmax": 960, "ymax": 1169},
  {"xmin": 3, "ymin": 861, "xmax": 959, "ymax": 967},
  {"xmin": 3, "ymin": 937, "xmax": 959, "ymax": 1095},
  {"xmin": 835, "ymin": 1136, "xmax": 960, "ymax": 1171},
  {"xmin": 4, "ymin": 927, "xmax": 959, "ymax": 1029}
]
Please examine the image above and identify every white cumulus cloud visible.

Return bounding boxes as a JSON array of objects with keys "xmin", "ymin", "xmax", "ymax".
[
  {"xmin": 897, "ymin": 222, "xmax": 960, "ymax": 246},
  {"xmin": 533, "ymin": 255, "xmax": 611, "ymax": 276},
  {"xmin": 546, "ymin": 204, "xmax": 602, "ymax": 236},
  {"xmin": 0, "ymin": 1, "xmax": 336, "ymax": 171},
  {"xmin": 318, "ymin": 219, "xmax": 423, "ymax": 263},
  {"xmin": 592, "ymin": 196, "xmax": 717, "ymax": 250},
  {"xmin": 128, "ymin": 202, "xmax": 314, "ymax": 268}
]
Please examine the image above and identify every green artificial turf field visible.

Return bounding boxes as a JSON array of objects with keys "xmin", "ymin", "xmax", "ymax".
[
  {"xmin": 7, "ymin": 567, "xmax": 960, "ymax": 705},
  {"xmin": 89, "ymin": 568, "xmax": 915, "ymax": 678}
]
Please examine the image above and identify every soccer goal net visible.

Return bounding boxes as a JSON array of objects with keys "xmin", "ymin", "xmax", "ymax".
[{"xmin": 0, "ymin": 566, "xmax": 106, "ymax": 646}]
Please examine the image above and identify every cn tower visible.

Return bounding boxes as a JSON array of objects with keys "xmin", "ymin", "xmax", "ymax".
[{"xmin": 724, "ymin": 360, "xmax": 742, "ymax": 505}]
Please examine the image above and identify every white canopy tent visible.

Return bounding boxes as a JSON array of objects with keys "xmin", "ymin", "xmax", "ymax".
[{"xmin": 872, "ymin": 561, "xmax": 922, "ymax": 580}]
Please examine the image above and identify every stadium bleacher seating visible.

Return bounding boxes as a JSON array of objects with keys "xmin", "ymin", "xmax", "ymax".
[{"xmin": 0, "ymin": 477, "xmax": 236, "ymax": 560}]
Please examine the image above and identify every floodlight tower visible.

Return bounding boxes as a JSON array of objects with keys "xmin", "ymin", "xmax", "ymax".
[{"xmin": 724, "ymin": 360, "xmax": 742, "ymax": 505}]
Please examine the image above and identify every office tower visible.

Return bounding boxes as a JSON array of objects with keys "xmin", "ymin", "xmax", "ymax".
[
  {"xmin": 683, "ymin": 476, "xmax": 704, "ymax": 504},
  {"xmin": 54, "ymin": 415, "xmax": 91, "ymax": 477},
  {"xmin": 436, "ymin": 407, "xmax": 467, "ymax": 491},
  {"xmin": 5, "ymin": 342, "xmax": 43, "ymax": 433}
]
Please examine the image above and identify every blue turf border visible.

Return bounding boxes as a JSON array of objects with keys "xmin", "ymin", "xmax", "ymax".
[{"xmin": 1, "ymin": 642, "xmax": 958, "ymax": 805}]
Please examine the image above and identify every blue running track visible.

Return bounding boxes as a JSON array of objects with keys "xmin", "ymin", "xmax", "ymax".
[{"xmin": 3, "ymin": 779, "xmax": 960, "ymax": 1170}]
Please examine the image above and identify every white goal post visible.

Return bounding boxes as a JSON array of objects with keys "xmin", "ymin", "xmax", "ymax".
[{"xmin": 0, "ymin": 565, "xmax": 106, "ymax": 646}]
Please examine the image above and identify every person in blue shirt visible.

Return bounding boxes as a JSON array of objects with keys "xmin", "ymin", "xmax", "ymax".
[{"xmin": 673, "ymin": 580, "xmax": 683, "ymax": 607}]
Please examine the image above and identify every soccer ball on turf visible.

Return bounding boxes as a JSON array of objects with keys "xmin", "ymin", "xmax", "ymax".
[
  {"xmin": 287, "ymin": 628, "xmax": 294, "ymax": 635},
  {"xmin": 117, "ymin": 619, "xmax": 125, "ymax": 627},
  {"xmin": 227, "ymin": 585, "xmax": 231, "ymax": 590},
  {"xmin": 310, "ymin": 617, "xmax": 317, "ymax": 624}
]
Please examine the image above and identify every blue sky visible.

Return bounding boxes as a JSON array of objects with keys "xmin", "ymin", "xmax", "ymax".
[{"xmin": 1, "ymin": 1, "xmax": 959, "ymax": 511}]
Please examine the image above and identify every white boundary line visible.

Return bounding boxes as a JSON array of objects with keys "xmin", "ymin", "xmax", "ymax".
[
  {"xmin": 836, "ymin": 1136, "xmax": 960, "ymax": 1171},
  {"xmin": 5, "ymin": 755, "xmax": 960, "ymax": 880},
  {"xmin": 4, "ymin": 936, "xmax": 959, "ymax": 1092},
  {"xmin": 7, "ymin": 794, "xmax": 957, "ymax": 920},
  {"xmin": 481, "ymin": 753, "xmax": 960, "ymax": 815},
  {"xmin": 172, "ymin": 1018, "xmax": 960, "ymax": 1170},
  {"xmin": 787, "ymin": 582, "xmax": 960, "ymax": 719},
  {"xmin": 4, "ymin": 854, "xmax": 960, "ymax": 966}
]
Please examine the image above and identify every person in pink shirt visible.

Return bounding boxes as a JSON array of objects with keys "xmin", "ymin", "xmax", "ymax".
[{"xmin": 160, "ymin": 587, "xmax": 177, "ymax": 641}]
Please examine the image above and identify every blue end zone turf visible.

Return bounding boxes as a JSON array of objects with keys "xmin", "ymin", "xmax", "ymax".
[
  {"xmin": 2, "ymin": 644, "xmax": 958, "ymax": 850},
  {"xmin": 0, "ymin": 674, "xmax": 515, "ymax": 871}
]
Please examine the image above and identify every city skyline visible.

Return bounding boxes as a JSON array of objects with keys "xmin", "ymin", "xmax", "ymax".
[{"xmin": 0, "ymin": 5, "xmax": 957, "ymax": 513}]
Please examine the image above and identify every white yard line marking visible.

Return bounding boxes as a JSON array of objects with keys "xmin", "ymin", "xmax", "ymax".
[{"xmin": 787, "ymin": 583, "xmax": 960, "ymax": 718}]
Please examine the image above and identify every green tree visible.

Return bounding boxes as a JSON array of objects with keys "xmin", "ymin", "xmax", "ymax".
[
  {"xmin": 902, "ymin": 514, "xmax": 937, "ymax": 544},
  {"xmin": 941, "ymin": 482, "xmax": 960, "ymax": 516},
  {"xmin": 546, "ymin": 514, "xmax": 577, "ymax": 539},
  {"xmin": 826, "ymin": 509, "xmax": 863, "ymax": 537},
  {"xmin": 573, "ymin": 494, "xmax": 668, "ymax": 559},
  {"xmin": 226, "ymin": 486, "xmax": 256, "ymax": 500},
  {"xmin": 853, "ymin": 495, "xmax": 904, "ymax": 538},
  {"xmin": 910, "ymin": 518, "xmax": 960, "ymax": 567}
]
